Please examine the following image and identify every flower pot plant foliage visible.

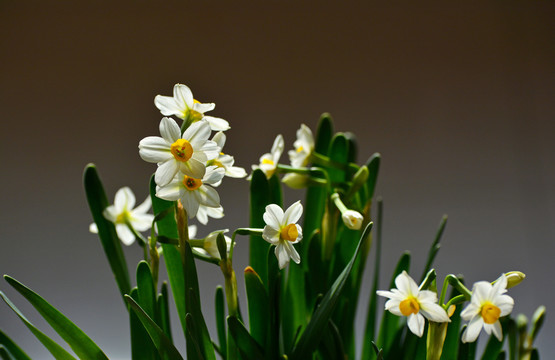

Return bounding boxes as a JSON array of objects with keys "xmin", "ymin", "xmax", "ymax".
[{"xmin": 0, "ymin": 84, "xmax": 546, "ymax": 360}]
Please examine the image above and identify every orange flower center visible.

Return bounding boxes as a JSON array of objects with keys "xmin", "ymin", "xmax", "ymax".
[
  {"xmin": 280, "ymin": 224, "xmax": 298, "ymax": 242},
  {"xmin": 182, "ymin": 175, "xmax": 202, "ymax": 191},
  {"xmin": 399, "ymin": 297, "xmax": 420, "ymax": 316},
  {"xmin": 481, "ymin": 303, "xmax": 501, "ymax": 324},
  {"xmin": 171, "ymin": 139, "xmax": 193, "ymax": 162}
]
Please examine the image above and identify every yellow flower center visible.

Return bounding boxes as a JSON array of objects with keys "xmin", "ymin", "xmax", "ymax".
[
  {"xmin": 182, "ymin": 175, "xmax": 203, "ymax": 191},
  {"xmin": 399, "ymin": 297, "xmax": 420, "ymax": 316},
  {"xmin": 481, "ymin": 302, "xmax": 501, "ymax": 324},
  {"xmin": 262, "ymin": 158, "xmax": 274, "ymax": 165},
  {"xmin": 280, "ymin": 224, "xmax": 298, "ymax": 242},
  {"xmin": 115, "ymin": 211, "xmax": 130, "ymax": 224},
  {"xmin": 297, "ymin": 145, "xmax": 304, "ymax": 153},
  {"xmin": 171, "ymin": 139, "xmax": 193, "ymax": 162}
]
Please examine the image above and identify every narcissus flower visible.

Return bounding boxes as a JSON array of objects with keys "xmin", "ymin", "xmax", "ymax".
[
  {"xmin": 154, "ymin": 83, "xmax": 230, "ymax": 131},
  {"xmin": 262, "ymin": 201, "xmax": 303, "ymax": 269},
  {"xmin": 377, "ymin": 271, "xmax": 450, "ymax": 337},
  {"xmin": 196, "ymin": 205, "xmax": 224, "ymax": 225},
  {"xmin": 198, "ymin": 230, "xmax": 233, "ymax": 260},
  {"xmin": 288, "ymin": 124, "xmax": 314, "ymax": 167},
  {"xmin": 155, "ymin": 166, "xmax": 225, "ymax": 219},
  {"xmin": 89, "ymin": 187, "xmax": 153, "ymax": 246},
  {"xmin": 139, "ymin": 118, "xmax": 219, "ymax": 186},
  {"xmin": 341, "ymin": 210, "xmax": 364, "ymax": 230},
  {"xmin": 252, "ymin": 134, "xmax": 284, "ymax": 179},
  {"xmin": 207, "ymin": 132, "xmax": 247, "ymax": 185},
  {"xmin": 460, "ymin": 274, "xmax": 514, "ymax": 343}
]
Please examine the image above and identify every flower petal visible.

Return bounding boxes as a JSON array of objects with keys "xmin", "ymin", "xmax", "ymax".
[
  {"xmin": 116, "ymin": 224, "xmax": 135, "ymax": 246},
  {"xmin": 159, "ymin": 117, "xmax": 181, "ymax": 143},
  {"xmin": 212, "ymin": 131, "xmax": 226, "ymax": 149},
  {"xmin": 154, "ymin": 95, "xmax": 181, "ymax": 116},
  {"xmin": 89, "ymin": 223, "xmax": 98, "ymax": 233},
  {"xmin": 134, "ymin": 196, "xmax": 152, "ymax": 214},
  {"xmin": 263, "ymin": 204, "xmax": 284, "ymax": 229},
  {"xmin": 203, "ymin": 116, "xmax": 230, "ymax": 131},
  {"xmin": 462, "ymin": 315, "xmax": 483, "ymax": 343},
  {"xmin": 139, "ymin": 137, "xmax": 172, "ymax": 163},
  {"xmin": 193, "ymin": 102, "xmax": 215, "ymax": 113},
  {"xmin": 115, "ymin": 187, "xmax": 135, "ymax": 212},
  {"xmin": 262, "ymin": 226, "xmax": 280, "ymax": 244},
  {"xmin": 184, "ymin": 120, "xmax": 211, "ymax": 146},
  {"xmin": 419, "ymin": 302, "xmax": 450, "ymax": 323},
  {"xmin": 283, "ymin": 200, "xmax": 303, "ymax": 225},
  {"xmin": 491, "ymin": 321, "xmax": 503, "ymax": 341},
  {"xmin": 407, "ymin": 313, "xmax": 425, "ymax": 337},
  {"xmin": 174, "ymin": 84, "xmax": 193, "ymax": 109},
  {"xmin": 284, "ymin": 241, "xmax": 300, "ymax": 264},
  {"xmin": 155, "ymin": 160, "xmax": 179, "ymax": 187},
  {"xmin": 275, "ymin": 243, "xmax": 290, "ymax": 269}
]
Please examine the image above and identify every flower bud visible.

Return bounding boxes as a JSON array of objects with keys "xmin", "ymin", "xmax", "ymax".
[
  {"xmin": 282, "ymin": 173, "xmax": 310, "ymax": 189},
  {"xmin": 505, "ymin": 271, "xmax": 526, "ymax": 289},
  {"xmin": 341, "ymin": 210, "xmax": 364, "ymax": 230}
]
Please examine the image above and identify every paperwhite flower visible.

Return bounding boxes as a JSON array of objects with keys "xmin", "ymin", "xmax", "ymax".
[
  {"xmin": 196, "ymin": 205, "xmax": 224, "ymax": 225},
  {"xmin": 288, "ymin": 124, "xmax": 314, "ymax": 167},
  {"xmin": 154, "ymin": 83, "xmax": 230, "ymax": 131},
  {"xmin": 89, "ymin": 187, "xmax": 154, "ymax": 246},
  {"xmin": 252, "ymin": 134, "xmax": 284, "ymax": 179},
  {"xmin": 341, "ymin": 210, "xmax": 364, "ymax": 230},
  {"xmin": 460, "ymin": 274, "xmax": 514, "ymax": 343},
  {"xmin": 195, "ymin": 230, "xmax": 233, "ymax": 260},
  {"xmin": 208, "ymin": 132, "xmax": 247, "ymax": 185},
  {"xmin": 156, "ymin": 165, "xmax": 225, "ymax": 219},
  {"xmin": 377, "ymin": 271, "xmax": 450, "ymax": 337},
  {"xmin": 139, "ymin": 118, "xmax": 219, "ymax": 186},
  {"xmin": 262, "ymin": 201, "xmax": 303, "ymax": 269}
]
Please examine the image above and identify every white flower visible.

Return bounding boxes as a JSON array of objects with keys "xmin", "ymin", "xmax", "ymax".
[
  {"xmin": 155, "ymin": 165, "xmax": 225, "ymax": 219},
  {"xmin": 139, "ymin": 118, "xmax": 220, "ymax": 186},
  {"xmin": 376, "ymin": 271, "xmax": 450, "ymax": 337},
  {"xmin": 154, "ymin": 83, "xmax": 230, "ymax": 131},
  {"xmin": 194, "ymin": 229, "xmax": 233, "ymax": 260},
  {"xmin": 208, "ymin": 132, "xmax": 247, "ymax": 185},
  {"xmin": 460, "ymin": 274, "xmax": 514, "ymax": 343},
  {"xmin": 288, "ymin": 124, "xmax": 314, "ymax": 167},
  {"xmin": 89, "ymin": 187, "xmax": 154, "ymax": 246},
  {"xmin": 341, "ymin": 210, "xmax": 364, "ymax": 230},
  {"xmin": 196, "ymin": 205, "xmax": 224, "ymax": 225},
  {"xmin": 251, "ymin": 134, "xmax": 284, "ymax": 179},
  {"xmin": 262, "ymin": 201, "xmax": 303, "ymax": 269},
  {"xmin": 188, "ymin": 225, "xmax": 198, "ymax": 238}
]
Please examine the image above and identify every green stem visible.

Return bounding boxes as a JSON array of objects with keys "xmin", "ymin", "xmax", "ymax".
[
  {"xmin": 331, "ymin": 192, "xmax": 348, "ymax": 213},
  {"xmin": 309, "ymin": 152, "xmax": 359, "ymax": 173},
  {"xmin": 440, "ymin": 275, "xmax": 472, "ymax": 306}
]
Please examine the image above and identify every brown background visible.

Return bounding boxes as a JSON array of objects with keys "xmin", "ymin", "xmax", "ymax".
[{"xmin": 1, "ymin": 1, "xmax": 554, "ymax": 358}]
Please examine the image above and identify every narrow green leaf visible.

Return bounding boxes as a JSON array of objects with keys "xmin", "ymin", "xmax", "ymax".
[
  {"xmin": 376, "ymin": 252, "xmax": 411, "ymax": 354},
  {"xmin": 529, "ymin": 305, "xmax": 546, "ymax": 344},
  {"xmin": 506, "ymin": 318, "xmax": 517, "ymax": 360},
  {"xmin": 0, "ymin": 330, "xmax": 31, "ymax": 360},
  {"xmin": 227, "ymin": 317, "xmax": 264, "ymax": 360},
  {"xmin": 529, "ymin": 348, "xmax": 539, "ymax": 360},
  {"xmin": 149, "ymin": 177, "xmax": 187, "ymax": 338},
  {"xmin": 327, "ymin": 133, "xmax": 349, "ymax": 183},
  {"xmin": 314, "ymin": 113, "xmax": 334, "ymax": 156},
  {"xmin": 420, "ymin": 215, "xmax": 448, "ymax": 282},
  {"xmin": 125, "ymin": 295, "xmax": 184, "ymax": 360},
  {"xmin": 157, "ymin": 282, "xmax": 172, "ymax": 341},
  {"xmin": 364, "ymin": 153, "xmax": 381, "ymax": 203},
  {"xmin": 0, "ymin": 292, "xmax": 77, "ymax": 360},
  {"xmin": 214, "ymin": 286, "xmax": 226, "ymax": 359},
  {"xmin": 289, "ymin": 223, "xmax": 373, "ymax": 360},
  {"xmin": 130, "ymin": 288, "xmax": 157, "ymax": 360},
  {"xmin": 328, "ymin": 320, "xmax": 346, "ymax": 360},
  {"xmin": 441, "ymin": 284, "xmax": 464, "ymax": 360},
  {"xmin": 4, "ymin": 276, "xmax": 108, "ymax": 360},
  {"xmin": 267, "ymin": 248, "xmax": 281, "ymax": 360},
  {"xmin": 362, "ymin": 199, "xmax": 383, "ymax": 360},
  {"xmin": 245, "ymin": 267, "xmax": 269, "ymax": 349},
  {"xmin": 249, "ymin": 169, "xmax": 272, "ymax": 286},
  {"xmin": 83, "ymin": 164, "xmax": 130, "ymax": 302},
  {"xmin": 496, "ymin": 351, "xmax": 506, "ymax": 360},
  {"xmin": 184, "ymin": 314, "xmax": 204, "ymax": 360},
  {"xmin": 185, "ymin": 287, "xmax": 216, "ymax": 360},
  {"xmin": 0, "ymin": 345, "xmax": 15, "ymax": 360},
  {"xmin": 137, "ymin": 261, "xmax": 157, "ymax": 319}
]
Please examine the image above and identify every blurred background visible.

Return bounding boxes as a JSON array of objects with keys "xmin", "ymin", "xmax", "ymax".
[{"xmin": 1, "ymin": 1, "xmax": 553, "ymax": 358}]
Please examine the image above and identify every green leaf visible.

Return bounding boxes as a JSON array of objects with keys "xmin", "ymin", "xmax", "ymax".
[
  {"xmin": 249, "ymin": 169, "xmax": 272, "ymax": 286},
  {"xmin": 227, "ymin": 316, "xmax": 264, "ymax": 360},
  {"xmin": 4, "ymin": 276, "xmax": 108, "ymax": 360},
  {"xmin": 327, "ymin": 133, "xmax": 349, "ymax": 183},
  {"xmin": 362, "ymin": 199, "xmax": 383, "ymax": 360},
  {"xmin": 184, "ymin": 314, "xmax": 204, "ymax": 360},
  {"xmin": 289, "ymin": 223, "xmax": 373, "ymax": 360},
  {"xmin": 214, "ymin": 286, "xmax": 226, "ymax": 359},
  {"xmin": 420, "ymin": 215, "xmax": 448, "ymax": 282},
  {"xmin": 376, "ymin": 252, "xmax": 411, "ymax": 354},
  {"xmin": 457, "ymin": 326, "xmax": 477, "ymax": 360},
  {"xmin": 0, "ymin": 330, "xmax": 31, "ymax": 360},
  {"xmin": 364, "ymin": 153, "xmax": 381, "ymax": 203},
  {"xmin": 0, "ymin": 291, "xmax": 77, "ymax": 360},
  {"xmin": 158, "ymin": 282, "xmax": 172, "ymax": 341},
  {"xmin": 137, "ymin": 261, "xmax": 157, "ymax": 319},
  {"xmin": 314, "ymin": 113, "xmax": 334, "ymax": 156},
  {"xmin": 125, "ymin": 295, "xmax": 184, "ymax": 360},
  {"xmin": 245, "ymin": 267, "xmax": 269, "ymax": 349},
  {"xmin": 441, "ymin": 284, "xmax": 464, "ymax": 360},
  {"xmin": 481, "ymin": 319, "xmax": 507, "ymax": 360},
  {"xmin": 185, "ymin": 287, "xmax": 216, "ymax": 360},
  {"xmin": 83, "ymin": 164, "xmax": 130, "ymax": 302},
  {"xmin": 130, "ymin": 288, "xmax": 157, "ymax": 360},
  {"xmin": 0, "ymin": 345, "xmax": 15, "ymax": 360},
  {"xmin": 529, "ymin": 305, "xmax": 546, "ymax": 345}
]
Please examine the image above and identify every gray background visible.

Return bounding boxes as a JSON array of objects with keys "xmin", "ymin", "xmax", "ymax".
[{"xmin": 1, "ymin": 1, "xmax": 553, "ymax": 358}]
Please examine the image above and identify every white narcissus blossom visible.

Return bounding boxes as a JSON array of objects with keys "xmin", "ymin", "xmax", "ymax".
[
  {"xmin": 139, "ymin": 118, "xmax": 219, "ymax": 186},
  {"xmin": 377, "ymin": 271, "xmax": 450, "ymax": 337},
  {"xmin": 460, "ymin": 274, "xmax": 514, "ymax": 343},
  {"xmin": 251, "ymin": 134, "xmax": 284, "ymax": 179},
  {"xmin": 208, "ymin": 132, "xmax": 247, "ymax": 186},
  {"xmin": 155, "ymin": 166, "xmax": 225, "ymax": 219},
  {"xmin": 193, "ymin": 230, "xmax": 233, "ymax": 260},
  {"xmin": 341, "ymin": 210, "xmax": 364, "ymax": 230},
  {"xmin": 89, "ymin": 187, "xmax": 154, "ymax": 246},
  {"xmin": 262, "ymin": 201, "xmax": 303, "ymax": 269},
  {"xmin": 154, "ymin": 83, "xmax": 230, "ymax": 131},
  {"xmin": 288, "ymin": 124, "xmax": 314, "ymax": 167},
  {"xmin": 196, "ymin": 205, "xmax": 224, "ymax": 225}
]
